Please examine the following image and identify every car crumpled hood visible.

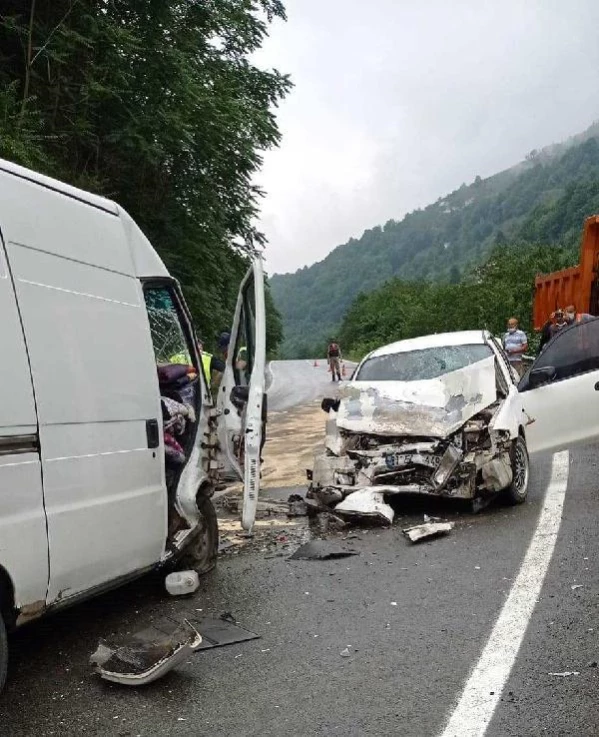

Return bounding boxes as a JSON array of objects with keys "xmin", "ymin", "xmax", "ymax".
[{"xmin": 336, "ymin": 355, "xmax": 497, "ymax": 439}]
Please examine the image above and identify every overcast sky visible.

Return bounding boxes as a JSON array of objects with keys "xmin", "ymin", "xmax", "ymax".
[{"xmin": 253, "ymin": 0, "xmax": 599, "ymax": 275}]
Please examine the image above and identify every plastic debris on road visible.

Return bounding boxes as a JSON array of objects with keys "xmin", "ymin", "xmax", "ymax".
[
  {"xmin": 548, "ymin": 671, "xmax": 580, "ymax": 677},
  {"xmin": 334, "ymin": 489, "xmax": 395, "ymax": 525},
  {"xmin": 165, "ymin": 570, "xmax": 200, "ymax": 596},
  {"xmin": 403, "ymin": 521, "xmax": 454, "ymax": 543},
  {"xmin": 289, "ymin": 540, "xmax": 359, "ymax": 561},
  {"xmin": 90, "ymin": 621, "xmax": 202, "ymax": 686}
]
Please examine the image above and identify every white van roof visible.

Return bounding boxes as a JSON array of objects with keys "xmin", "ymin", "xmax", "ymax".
[{"xmin": 0, "ymin": 158, "xmax": 169, "ymax": 279}]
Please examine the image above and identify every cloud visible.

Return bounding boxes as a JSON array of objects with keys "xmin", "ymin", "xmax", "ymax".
[{"xmin": 254, "ymin": 0, "xmax": 599, "ymax": 275}]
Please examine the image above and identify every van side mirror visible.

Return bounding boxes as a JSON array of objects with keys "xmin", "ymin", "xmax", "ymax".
[
  {"xmin": 321, "ymin": 397, "xmax": 340, "ymax": 413},
  {"xmin": 527, "ymin": 366, "xmax": 556, "ymax": 389}
]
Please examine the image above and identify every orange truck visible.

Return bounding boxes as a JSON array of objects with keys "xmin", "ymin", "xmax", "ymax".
[{"xmin": 533, "ymin": 215, "xmax": 599, "ymax": 330}]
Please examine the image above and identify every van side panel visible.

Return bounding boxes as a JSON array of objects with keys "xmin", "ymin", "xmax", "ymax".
[
  {"xmin": 0, "ymin": 238, "xmax": 49, "ymax": 609},
  {"xmin": 0, "ymin": 174, "xmax": 167, "ymax": 603}
]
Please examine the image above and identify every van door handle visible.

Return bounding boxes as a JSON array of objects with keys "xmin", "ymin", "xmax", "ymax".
[{"xmin": 146, "ymin": 419, "xmax": 160, "ymax": 449}]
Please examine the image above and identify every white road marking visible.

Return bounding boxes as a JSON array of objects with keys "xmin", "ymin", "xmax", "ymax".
[{"xmin": 440, "ymin": 451, "xmax": 570, "ymax": 737}]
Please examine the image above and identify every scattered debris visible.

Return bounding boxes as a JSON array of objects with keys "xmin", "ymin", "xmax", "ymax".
[
  {"xmin": 334, "ymin": 489, "xmax": 395, "ymax": 526},
  {"xmin": 90, "ymin": 621, "xmax": 202, "ymax": 686},
  {"xmin": 311, "ymin": 510, "xmax": 348, "ymax": 535},
  {"xmin": 165, "ymin": 570, "xmax": 199, "ymax": 597},
  {"xmin": 403, "ymin": 521, "xmax": 454, "ymax": 543},
  {"xmin": 287, "ymin": 494, "xmax": 308, "ymax": 517},
  {"xmin": 194, "ymin": 617, "xmax": 259, "ymax": 651},
  {"xmin": 549, "ymin": 671, "xmax": 580, "ymax": 677},
  {"xmin": 340, "ymin": 648, "xmax": 351, "ymax": 657},
  {"xmin": 390, "ymin": 602, "xmax": 398, "ymax": 606},
  {"xmin": 588, "ymin": 661, "xmax": 598, "ymax": 668},
  {"xmin": 220, "ymin": 611, "xmax": 236, "ymax": 624},
  {"xmin": 313, "ymin": 487, "xmax": 344, "ymax": 507},
  {"xmin": 571, "ymin": 584, "xmax": 584, "ymax": 590},
  {"xmin": 289, "ymin": 540, "xmax": 359, "ymax": 561},
  {"xmin": 218, "ymin": 538, "xmax": 235, "ymax": 553}
]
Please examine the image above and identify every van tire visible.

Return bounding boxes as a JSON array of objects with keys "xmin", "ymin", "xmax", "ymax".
[
  {"xmin": 181, "ymin": 496, "xmax": 219, "ymax": 575},
  {"xmin": 504, "ymin": 436, "xmax": 530, "ymax": 505},
  {"xmin": 0, "ymin": 609, "xmax": 7, "ymax": 694}
]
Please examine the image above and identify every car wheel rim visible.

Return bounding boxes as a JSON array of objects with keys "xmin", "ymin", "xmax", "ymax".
[{"xmin": 513, "ymin": 443, "xmax": 528, "ymax": 494}]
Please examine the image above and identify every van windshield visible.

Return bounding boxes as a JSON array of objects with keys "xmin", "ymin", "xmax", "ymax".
[{"xmin": 355, "ymin": 344, "xmax": 493, "ymax": 382}]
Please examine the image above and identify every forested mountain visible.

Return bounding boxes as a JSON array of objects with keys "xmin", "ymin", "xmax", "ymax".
[
  {"xmin": 0, "ymin": 1, "xmax": 290, "ymax": 353},
  {"xmin": 271, "ymin": 125, "xmax": 599, "ymax": 358}
]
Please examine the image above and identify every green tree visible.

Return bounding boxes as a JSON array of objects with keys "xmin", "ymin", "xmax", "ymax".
[{"xmin": 0, "ymin": 0, "xmax": 291, "ymax": 353}]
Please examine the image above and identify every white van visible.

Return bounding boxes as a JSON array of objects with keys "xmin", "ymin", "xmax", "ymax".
[{"xmin": 0, "ymin": 159, "xmax": 266, "ymax": 691}]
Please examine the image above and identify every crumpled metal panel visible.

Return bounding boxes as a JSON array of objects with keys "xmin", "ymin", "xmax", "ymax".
[{"xmin": 335, "ymin": 356, "xmax": 497, "ymax": 438}]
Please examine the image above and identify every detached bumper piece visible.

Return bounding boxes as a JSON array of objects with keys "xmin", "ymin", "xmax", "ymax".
[{"xmin": 90, "ymin": 620, "xmax": 202, "ymax": 686}]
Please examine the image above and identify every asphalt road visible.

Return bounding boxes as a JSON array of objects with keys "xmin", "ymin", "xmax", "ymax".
[
  {"xmin": 2, "ymin": 361, "xmax": 598, "ymax": 736},
  {"xmin": 267, "ymin": 359, "xmax": 355, "ymax": 412}
]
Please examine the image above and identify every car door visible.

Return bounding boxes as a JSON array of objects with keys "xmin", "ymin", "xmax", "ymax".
[
  {"xmin": 216, "ymin": 257, "xmax": 266, "ymax": 532},
  {"xmin": 519, "ymin": 318, "xmax": 599, "ymax": 453}
]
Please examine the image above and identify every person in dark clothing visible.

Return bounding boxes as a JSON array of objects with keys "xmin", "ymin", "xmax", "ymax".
[
  {"xmin": 539, "ymin": 310, "xmax": 567, "ymax": 353},
  {"xmin": 327, "ymin": 339, "xmax": 342, "ymax": 381}
]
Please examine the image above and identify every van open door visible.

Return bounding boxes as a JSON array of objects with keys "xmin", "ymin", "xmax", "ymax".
[{"xmin": 216, "ymin": 257, "xmax": 266, "ymax": 532}]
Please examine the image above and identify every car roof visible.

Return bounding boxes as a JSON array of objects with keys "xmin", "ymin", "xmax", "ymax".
[{"xmin": 367, "ymin": 330, "xmax": 491, "ymax": 359}]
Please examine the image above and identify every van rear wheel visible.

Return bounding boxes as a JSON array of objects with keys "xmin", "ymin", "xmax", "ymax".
[
  {"xmin": 0, "ymin": 609, "xmax": 8, "ymax": 694},
  {"xmin": 181, "ymin": 496, "xmax": 219, "ymax": 575}
]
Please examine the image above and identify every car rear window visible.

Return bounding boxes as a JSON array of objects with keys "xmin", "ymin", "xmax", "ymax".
[{"xmin": 355, "ymin": 344, "xmax": 493, "ymax": 382}]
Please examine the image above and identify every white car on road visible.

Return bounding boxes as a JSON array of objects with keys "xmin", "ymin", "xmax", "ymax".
[{"xmin": 312, "ymin": 325, "xmax": 599, "ymax": 510}]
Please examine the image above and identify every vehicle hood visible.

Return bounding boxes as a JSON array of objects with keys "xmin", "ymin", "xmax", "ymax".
[{"xmin": 336, "ymin": 355, "xmax": 497, "ymax": 439}]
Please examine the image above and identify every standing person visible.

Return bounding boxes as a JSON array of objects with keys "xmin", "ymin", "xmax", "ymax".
[
  {"xmin": 502, "ymin": 318, "xmax": 528, "ymax": 377},
  {"xmin": 564, "ymin": 304, "xmax": 593, "ymax": 324},
  {"xmin": 198, "ymin": 336, "xmax": 225, "ymax": 391},
  {"xmin": 539, "ymin": 309, "xmax": 568, "ymax": 352},
  {"xmin": 327, "ymin": 339, "xmax": 342, "ymax": 382}
]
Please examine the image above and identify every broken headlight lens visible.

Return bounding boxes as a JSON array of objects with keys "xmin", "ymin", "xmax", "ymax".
[{"xmin": 432, "ymin": 444, "xmax": 463, "ymax": 489}]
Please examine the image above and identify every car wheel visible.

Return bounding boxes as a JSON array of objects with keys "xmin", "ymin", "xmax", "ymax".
[
  {"xmin": 504, "ymin": 436, "xmax": 530, "ymax": 505},
  {"xmin": 0, "ymin": 608, "xmax": 8, "ymax": 694},
  {"xmin": 180, "ymin": 495, "xmax": 219, "ymax": 575}
]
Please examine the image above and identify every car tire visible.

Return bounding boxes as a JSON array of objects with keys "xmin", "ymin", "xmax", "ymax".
[
  {"xmin": 181, "ymin": 495, "xmax": 219, "ymax": 575},
  {"xmin": 0, "ymin": 608, "xmax": 8, "ymax": 694},
  {"xmin": 504, "ymin": 435, "xmax": 530, "ymax": 505}
]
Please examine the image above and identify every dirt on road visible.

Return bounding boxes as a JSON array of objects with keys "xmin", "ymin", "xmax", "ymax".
[{"xmin": 261, "ymin": 400, "xmax": 325, "ymax": 489}]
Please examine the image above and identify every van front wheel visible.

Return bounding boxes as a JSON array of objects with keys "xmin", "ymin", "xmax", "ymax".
[
  {"xmin": 0, "ymin": 609, "xmax": 8, "ymax": 694},
  {"xmin": 181, "ymin": 496, "xmax": 219, "ymax": 575}
]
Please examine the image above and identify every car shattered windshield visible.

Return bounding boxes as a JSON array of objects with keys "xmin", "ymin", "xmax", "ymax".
[{"xmin": 355, "ymin": 344, "xmax": 493, "ymax": 382}]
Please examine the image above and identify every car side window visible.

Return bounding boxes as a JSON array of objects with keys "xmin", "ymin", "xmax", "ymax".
[{"xmin": 526, "ymin": 318, "xmax": 599, "ymax": 386}]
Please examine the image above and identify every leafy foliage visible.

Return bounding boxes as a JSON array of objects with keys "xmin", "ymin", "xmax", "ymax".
[
  {"xmin": 272, "ymin": 131, "xmax": 599, "ymax": 358},
  {"xmin": 0, "ymin": 0, "xmax": 290, "ymax": 352},
  {"xmin": 339, "ymin": 243, "xmax": 576, "ymax": 359}
]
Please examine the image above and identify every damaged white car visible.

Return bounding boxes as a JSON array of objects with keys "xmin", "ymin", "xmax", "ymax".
[{"xmin": 310, "ymin": 324, "xmax": 599, "ymax": 513}]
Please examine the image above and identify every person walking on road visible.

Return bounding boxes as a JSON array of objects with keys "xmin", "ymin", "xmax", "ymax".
[
  {"xmin": 327, "ymin": 339, "xmax": 342, "ymax": 382},
  {"xmin": 503, "ymin": 317, "xmax": 528, "ymax": 377}
]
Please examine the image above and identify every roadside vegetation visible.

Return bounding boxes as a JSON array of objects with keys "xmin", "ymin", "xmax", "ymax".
[
  {"xmin": 0, "ymin": 0, "xmax": 290, "ymax": 353},
  {"xmin": 273, "ymin": 133, "xmax": 599, "ymax": 359}
]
